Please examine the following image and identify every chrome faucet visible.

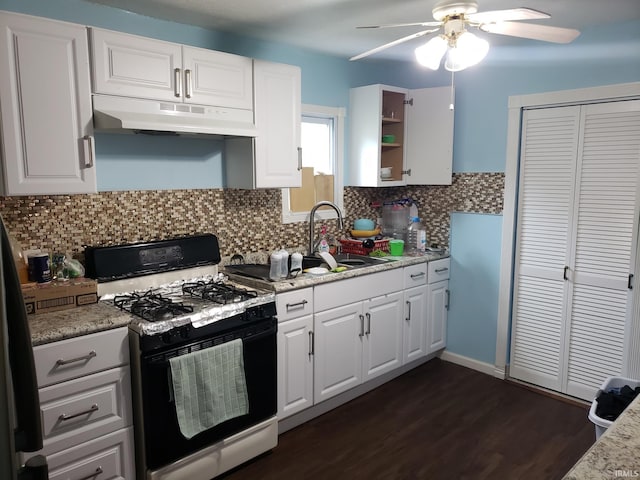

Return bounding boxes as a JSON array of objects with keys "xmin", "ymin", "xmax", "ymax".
[{"xmin": 308, "ymin": 201, "xmax": 344, "ymax": 255}]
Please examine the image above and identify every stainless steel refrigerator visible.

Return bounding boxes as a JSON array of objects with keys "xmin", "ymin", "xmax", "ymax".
[{"xmin": 0, "ymin": 216, "xmax": 48, "ymax": 479}]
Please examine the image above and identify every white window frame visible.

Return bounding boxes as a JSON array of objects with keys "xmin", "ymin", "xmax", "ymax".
[{"xmin": 281, "ymin": 104, "xmax": 345, "ymax": 224}]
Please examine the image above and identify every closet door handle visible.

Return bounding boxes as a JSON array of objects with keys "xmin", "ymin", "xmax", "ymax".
[
  {"xmin": 174, "ymin": 68, "xmax": 182, "ymax": 97},
  {"xmin": 365, "ymin": 312, "xmax": 371, "ymax": 335},
  {"xmin": 629, "ymin": 274, "xmax": 634, "ymax": 290},
  {"xmin": 563, "ymin": 266, "xmax": 569, "ymax": 281},
  {"xmin": 406, "ymin": 300, "xmax": 411, "ymax": 322},
  {"xmin": 308, "ymin": 331, "xmax": 314, "ymax": 357},
  {"xmin": 359, "ymin": 314, "xmax": 364, "ymax": 337}
]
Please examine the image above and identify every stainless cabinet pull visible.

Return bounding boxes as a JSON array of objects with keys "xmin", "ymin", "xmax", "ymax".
[
  {"xmin": 446, "ymin": 289, "xmax": 450, "ymax": 310},
  {"xmin": 82, "ymin": 135, "xmax": 95, "ymax": 168},
  {"xmin": 55, "ymin": 350, "xmax": 96, "ymax": 366},
  {"xmin": 308, "ymin": 331, "xmax": 314, "ymax": 357},
  {"xmin": 286, "ymin": 299, "xmax": 308, "ymax": 311},
  {"xmin": 406, "ymin": 300, "xmax": 411, "ymax": 322},
  {"xmin": 174, "ymin": 68, "xmax": 182, "ymax": 97},
  {"xmin": 297, "ymin": 147, "xmax": 303, "ymax": 171},
  {"xmin": 563, "ymin": 266, "xmax": 569, "ymax": 281},
  {"xmin": 184, "ymin": 69, "xmax": 192, "ymax": 98},
  {"xmin": 365, "ymin": 312, "xmax": 371, "ymax": 335},
  {"xmin": 410, "ymin": 272, "xmax": 425, "ymax": 279},
  {"xmin": 629, "ymin": 274, "xmax": 634, "ymax": 290},
  {"xmin": 359, "ymin": 314, "xmax": 364, "ymax": 338},
  {"xmin": 59, "ymin": 403, "xmax": 99, "ymax": 421},
  {"xmin": 76, "ymin": 466, "xmax": 103, "ymax": 480},
  {"xmin": 435, "ymin": 267, "xmax": 449, "ymax": 274}
]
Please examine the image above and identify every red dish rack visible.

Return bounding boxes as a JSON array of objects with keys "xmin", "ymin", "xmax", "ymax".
[{"xmin": 339, "ymin": 238, "xmax": 390, "ymax": 255}]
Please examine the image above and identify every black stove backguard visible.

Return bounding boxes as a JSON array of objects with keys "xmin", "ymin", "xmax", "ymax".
[{"xmin": 85, "ymin": 234, "xmax": 221, "ymax": 282}]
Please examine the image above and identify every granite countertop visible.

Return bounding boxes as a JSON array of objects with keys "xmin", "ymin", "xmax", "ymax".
[
  {"xmin": 224, "ymin": 252, "xmax": 449, "ymax": 293},
  {"xmin": 29, "ymin": 301, "xmax": 132, "ymax": 346},
  {"xmin": 563, "ymin": 395, "xmax": 640, "ymax": 479},
  {"xmin": 28, "ymin": 253, "xmax": 448, "ymax": 346}
]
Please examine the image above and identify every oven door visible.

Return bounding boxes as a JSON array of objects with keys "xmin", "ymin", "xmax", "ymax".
[{"xmin": 139, "ymin": 318, "xmax": 276, "ymax": 471}]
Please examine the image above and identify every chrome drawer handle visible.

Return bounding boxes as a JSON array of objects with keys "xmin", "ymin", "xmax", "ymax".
[
  {"xmin": 185, "ymin": 69, "xmax": 192, "ymax": 98},
  {"xmin": 435, "ymin": 267, "xmax": 449, "ymax": 273},
  {"xmin": 56, "ymin": 350, "xmax": 97, "ymax": 366},
  {"xmin": 308, "ymin": 331, "xmax": 314, "ymax": 357},
  {"xmin": 174, "ymin": 68, "xmax": 182, "ymax": 97},
  {"xmin": 365, "ymin": 312, "xmax": 371, "ymax": 335},
  {"xmin": 410, "ymin": 272, "xmax": 425, "ymax": 279},
  {"xmin": 76, "ymin": 466, "xmax": 103, "ymax": 480},
  {"xmin": 59, "ymin": 403, "xmax": 99, "ymax": 421},
  {"xmin": 359, "ymin": 314, "xmax": 364, "ymax": 338},
  {"xmin": 286, "ymin": 299, "xmax": 308, "ymax": 311},
  {"xmin": 406, "ymin": 300, "xmax": 411, "ymax": 322}
]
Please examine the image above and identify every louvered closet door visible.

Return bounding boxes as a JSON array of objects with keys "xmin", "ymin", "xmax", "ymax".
[
  {"xmin": 564, "ymin": 100, "xmax": 640, "ymax": 400},
  {"xmin": 510, "ymin": 106, "xmax": 581, "ymax": 391}
]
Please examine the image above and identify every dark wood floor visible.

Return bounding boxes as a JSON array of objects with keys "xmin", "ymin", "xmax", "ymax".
[{"xmin": 222, "ymin": 359, "xmax": 595, "ymax": 480}]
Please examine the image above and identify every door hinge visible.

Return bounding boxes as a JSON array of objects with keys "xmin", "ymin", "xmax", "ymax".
[
  {"xmin": 404, "ymin": 98, "xmax": 413, "ymax": 106},
  {"xmin": 402, "ymin": 169, "xmax": 412, "ymax": 176}
]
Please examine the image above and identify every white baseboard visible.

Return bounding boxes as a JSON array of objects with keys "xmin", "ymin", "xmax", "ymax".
[{"xmin": 439, "ymin": 350, "xmax": 505, "ymax": 379}]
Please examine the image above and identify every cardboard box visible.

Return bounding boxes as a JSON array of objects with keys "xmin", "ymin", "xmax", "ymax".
[{"xmin": 21, "ymin": 278, "xmax": 98, "ymax": 315}]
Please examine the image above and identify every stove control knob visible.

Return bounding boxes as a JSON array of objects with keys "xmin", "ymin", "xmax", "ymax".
[
  {"xmin": 179, "ymin": 326, "xmax": 191, "ymax": 339},
  {"xmin": 161, "ymin": 331, "xmax": 174, "ymax": 344}
]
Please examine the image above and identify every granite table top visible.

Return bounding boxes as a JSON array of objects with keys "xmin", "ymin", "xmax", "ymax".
[
  {"xmin": 563, "ymin": 395, "xmax": 640, "ymax": 479},
  {"xmin": 29, "ymin": 253, "xmax": 447, "ymax": 345}
]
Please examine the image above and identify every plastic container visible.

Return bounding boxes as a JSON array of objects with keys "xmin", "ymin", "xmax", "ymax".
[
  {"xmin": 279, "ymin": 248, "xmax": 289, "ymax": 279},
  {"xmin": 389, "ymin": 239, "xmax": 404, "ymax": 256},
  {"xmin": 339, "ymin": 238, "xmax": 389, "ymax": 255},
  {"xmin": 269, "ymin": 251, "xmax": 284, "ymax": 281},
  {"xmin": 406, "ymin": 217, "xmax": 427, "ymax": 255},
  {"xmin": 381, "ymin": 202, "xmax": 409, "ymax": 240},
  {"xmin": 588, "ymin": 375, "xmax": 640, "ymax": 440},
  {"xmin": 290, "ymin": 252, "xmax": 303, "ymax": 276}
]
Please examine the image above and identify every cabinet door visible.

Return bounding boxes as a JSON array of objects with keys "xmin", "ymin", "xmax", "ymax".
[
  {"xmin": 406, "ymin": 86, "xmax": 454, "ymax": 185},
  {"xmin": 90, "ymin": 28, "xmax": 181, "ymax": 102},
  {"xmin": 252, "ymin": 60, "xmax": 301, "ymax": 188},
  {"xmin": 363, "ymin": 292, "xmax": 404, "ymax": 381},
  {"xmin": 277, "ymin": 315, "xmax": 313, "ymax": 419},
  {"xmin": 314, "ymin": 302, "xmax": 363, "ymax": 402},
  {"xmin": 403, "ymin": 285, "xmax": 428, "ymax": 364},
  {"xmin": 0, "ymin": 13, "xmax": 95, "ymax": 195},
  {"xmin": 182, "ymin": 46, "xmax": 253, "ymax": 109},
  {"xmin": 428, "ymin": 280, "xmax": 449, "ymax": 353}
]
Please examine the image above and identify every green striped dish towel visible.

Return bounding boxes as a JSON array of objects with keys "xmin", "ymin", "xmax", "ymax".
[{"xmin": 169, "ymin": 339, "xmax": 248, "ymax": 439}]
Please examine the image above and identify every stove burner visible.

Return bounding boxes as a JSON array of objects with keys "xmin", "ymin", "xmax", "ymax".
[
  {"xmin": 114, "ymin": 292, "xmax": 194, "ymax": 322},
  {"xmin": 182, "ymin": 280, "xmax": 258, "ymax": 305}
]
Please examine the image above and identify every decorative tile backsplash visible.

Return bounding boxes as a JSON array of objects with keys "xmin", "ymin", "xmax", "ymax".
[{"xmin": 0, "ymin": 173, "xmax": 503, "ymax": 261}]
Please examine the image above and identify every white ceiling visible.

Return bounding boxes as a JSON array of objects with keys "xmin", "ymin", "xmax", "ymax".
[{"xmin": 84, "ymin": 0, "xmax": 640, "ymax": 62}]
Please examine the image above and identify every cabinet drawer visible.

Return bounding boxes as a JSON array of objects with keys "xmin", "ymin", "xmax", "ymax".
[
  {"xmin": 39, "ymin": 367, "xmax": 132, "ymax": 456},
  {"xmin": 428, "ymin": 258, "xmax": 450, "ymax": 283},
  {"xmin": 404, "ymin": 263, "xmax": 427, "ymax": 288},
  {"xmin": 46, "ymin": 427, "xmax": 135, "ymax": 480},
  {"xmin": 277, "ymin": 288, "xmax": 313, "ymax": 322},
  {"xmin": 34, "ymin": 327, "xmax": 129, "ymax": 388},
  {"xmin": 314, "ymin": 268, "xmax": 404, "ymax": 312}
]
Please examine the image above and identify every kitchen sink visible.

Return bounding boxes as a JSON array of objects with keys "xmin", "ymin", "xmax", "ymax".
[{"xmin": 332, "ymin": 253, "xmax": 388, "ymax": 267}]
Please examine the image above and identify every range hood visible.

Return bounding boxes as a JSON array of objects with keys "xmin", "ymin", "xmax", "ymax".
[{"xmin": 92, "ymin": 94, "xmax": 257, "ymax": 137}]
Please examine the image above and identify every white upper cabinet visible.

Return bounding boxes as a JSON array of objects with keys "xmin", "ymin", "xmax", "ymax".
[
  {"xmin": 349, "ymin": 84, "xmax": 454, "ymax": 187},
  {"xmin": 90, "ymin": 28, "xmax": 253, "ymax": 110},
  {"xmin": 0, "ymin": 12, "xmax": 96, "ymax": 195}
]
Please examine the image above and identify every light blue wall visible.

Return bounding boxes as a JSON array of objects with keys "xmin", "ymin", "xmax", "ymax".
[{"xmin": 448, "ymin": 213, "xmax": 503, "ymax": 365}]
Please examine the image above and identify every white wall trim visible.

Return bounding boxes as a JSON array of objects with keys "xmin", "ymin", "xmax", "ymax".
[
  {"xmin": 440, "ymin": 351, "xmax": 503, "ymax": 379},
  {"xmin": 495, "ymin": 82, "xmax": 640, "ymax": 375}
]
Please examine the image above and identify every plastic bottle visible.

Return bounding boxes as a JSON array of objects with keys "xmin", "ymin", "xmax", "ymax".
[
  {"xmin": 406, "ymin": 217, "xmax": 427, "ymax": 255},
  {"xmin": 290, "ymin": 252, "xmax": 303, "ymax": 276}
]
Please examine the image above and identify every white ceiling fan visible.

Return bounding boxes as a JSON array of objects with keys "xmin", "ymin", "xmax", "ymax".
[{"xmin": 350, "ymin": 0, "xmax": 580, "ymax": 71}]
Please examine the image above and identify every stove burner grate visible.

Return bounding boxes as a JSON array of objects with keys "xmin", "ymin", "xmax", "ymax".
[
  {"xmin": 114, "ymin": 291, "xmax": 194, "ymax": 322},
  {"xmin": 182, "ymin": 280, "xmax": 258, "ymax": 305}
]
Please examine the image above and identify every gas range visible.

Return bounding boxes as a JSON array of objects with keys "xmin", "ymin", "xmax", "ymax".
[{"xmin": 101, "ymin": 272, "xmax": 275, "ymax": 337}]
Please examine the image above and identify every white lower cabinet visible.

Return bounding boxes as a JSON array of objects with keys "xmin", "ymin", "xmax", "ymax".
[
  {"xmin": 276, "ymin": 288, "xmax": 314, "ymax": 419},
  {"xmin": 427, "ymin": 258, "xmax": 450, "ymax": 353},
  {"xmin": 313, "ymin": 269, "xmax": 404, "ymax": 403},
  {"xmin": 26, "ymin": 327, "xmax": 135, "ymax": 479},
  {"xmin": 403, "ymin": 263, "xmax": 429, "ymax": 364}
]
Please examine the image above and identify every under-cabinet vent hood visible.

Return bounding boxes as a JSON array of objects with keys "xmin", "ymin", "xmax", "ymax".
[{"xmin": 92, "ymin": 94, "xmax": 257, "ymax": 137}]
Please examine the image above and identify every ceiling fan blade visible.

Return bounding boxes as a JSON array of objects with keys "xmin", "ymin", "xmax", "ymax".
[
  {"xmin": 357, "ymin": 21, "xmax": 441, "ymax": 29},
  {"xmin": 467, "ymin": 7, "xmax": 550, "ymax": 24},
  {"xmin": 480, "ymin": 21, "xmax": 580, "ymax": 43},
  {"xmin": 349, "ymin": 28, "xmax": 440, "ymax": 61}
]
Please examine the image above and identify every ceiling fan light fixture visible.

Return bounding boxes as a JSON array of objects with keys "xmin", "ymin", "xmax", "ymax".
[
  {"xmin": 415, "ymin": 35, "xmax": 448, "ymax": 70},
  {"xmin": 444, "ymin": 31, "xmax": 489, "ymax": 71}
]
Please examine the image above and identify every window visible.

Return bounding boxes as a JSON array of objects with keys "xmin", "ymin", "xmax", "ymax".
[{"xmin": 282, "ymin": 104, "xmax": 345, "ymax": 224}]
